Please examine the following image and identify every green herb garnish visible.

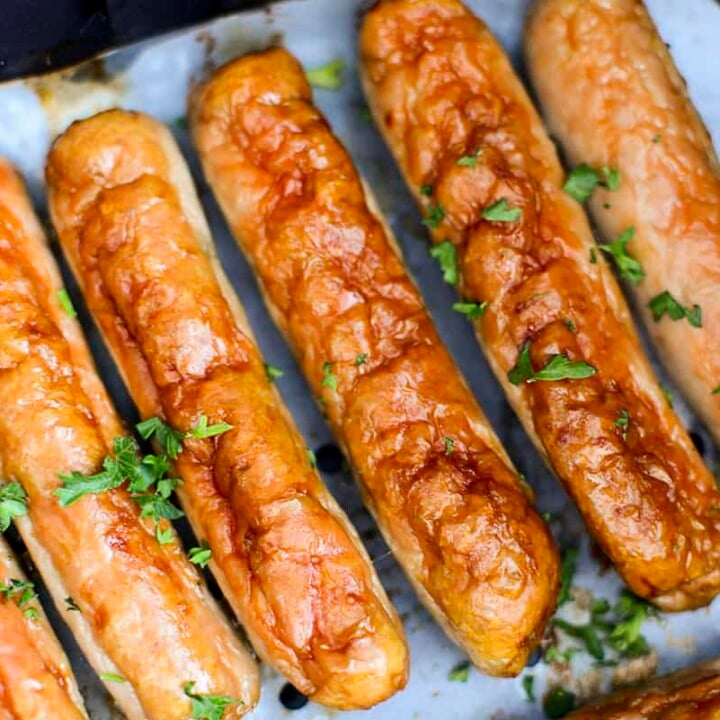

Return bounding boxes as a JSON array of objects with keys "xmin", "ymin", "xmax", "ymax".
[
  {"xmin": 187, "ymin": 416, "xmax": 233, "ymax": 440},
  {"xmin": 599, "ymin": 227, "xmax": 645, "ymax": 284},
  {"xmin": 188, "ymin": 544, "xmax": 212, "ymax": 569},
  {"xmin": 423, "ymin": 203, "xmax": 445, "ymax": 229},
  {"xmin": 452, "ymin": 301, "xmax": 487, "ymax": 320},
  {"xmin": 136, "ymin": 417, "xmax": 184, "ymax": 459},
  {"xmin": 648, "ymin": 290, "xmax": 702, "ymax": 328},
  {"xmin": 183, "ymin": 681, "xmax": 240, "ymax": 720},
  {"xmin": 563, "ymin": 164, "xmax": 600, "ymax": 203},
  {"xmin": 448, "ymin": 660, "xmax": 470, "ymax": 682},
  {"xmin": 544, "ymin": 687, "xmax": 576, "ymax": 719},
  {"xmin": 0, "ymin": 481, "xmax": 28, "ymax": 532},
  {"xmin": 57, "ymin": 288, "xmax": 77, "ymax": 318},
  {"xmin": 558, "ymin": 548, "xmax": 578, "ymax": 607},
  {"xmin": 265, "ymin": 363, "xmax": 284, "ymax": 381},
  {"xmin": 321, "ymin": 362, "xmax": 338, "ymax": 392},
  {"xmin": 430, "ymin": 241, "xmax": 458, "ymax": 285},
  {"xmin": 522, "ymin": 675, "xmax": 536, "ymax": 703},
  {"xmin": 508, "ymin": 341, "xmax": 596, "ymax": 386},
  {"xmin": 355, "ymin": 353, "xmax": 368, "ymax": 366},
  {"xmin": 482, "ymin": 198, "xmax": 522, "ymax": 222},
  {"xmin": 305, "ymin": 59, "xmax": 345, "ymax": 90}
]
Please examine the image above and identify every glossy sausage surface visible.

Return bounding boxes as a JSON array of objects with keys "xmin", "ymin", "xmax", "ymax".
[
  {"xmin": 0, "ymin": 535, "xmax": 86, "ymax": 720},
  {"xmin": 359, "ymin": 0, "xmax": 720, "ymax": 610},
  {"xmin": 567, "ymin": 657, "xmax": 720, "ymax": 719},
  {"xmin": 190, "ymin": 48, "xmax": 559, "ymax": 676},
  {"xmin": 46, "ymin": 109, "xmax": 408, "ymax": 710},
  {"xmin": 525, "ymin": 0, "xmax": 720, "ymax": 445},
  {"xmin": 0, "ymin": 157, "xmax": 258, "ymax": 720}
]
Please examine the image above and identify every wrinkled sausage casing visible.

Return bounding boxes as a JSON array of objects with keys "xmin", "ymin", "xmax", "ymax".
[
  {"xmin": 359, "ymin": 0, "xmax": 720, "ymax": 610},
  {"xmin": 525, "ymin": 0, "xmax": 720, "ymax": 445},
  {"xmin": 0, "ymin": 536, "xmax": 87, "ymax": 720},
  {"xmin": 0, "ymin": 157, "xmax": 258, "ymax": 720},
  {"xmin": 190, "ymin": 48, "xmax": 559, "ymax": 677},
  {"xmin": 567, "ymin": 657, "xmax": 720, "ymax": 719},
  {"xmin": 46, "ymin": 109, "xmax": 408, "ymax": 710}
]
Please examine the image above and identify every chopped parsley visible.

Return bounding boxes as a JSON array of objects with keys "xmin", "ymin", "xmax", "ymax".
[
  {"xmin": 65, "ymin": 596, "xmax": 81, "ymax": 612},
  {"xmin": 175, "ymin": 117, "xmax": 188, "ymax": 130},
  {"xmin": 713, "ymin": 385, "xmax": 720, "ymax": 395},
  {"xmin": 187, "ymin": 416, "xmax": 233, "ymax": 440},
  {"xmin": 448, "ymin": 660, "xmax": 470, "ymax": 682},
  {"xmin": 563, "ymin": 164, "xmax": 601, "ymax": 203},
  {"xmin": 429, "ymin": 241, "xmax": 459, "ymax": 285},
  {"xmin": 652, "ymin": 134, "xmax": 662, "ymax": 143},
  {"xmin": 589, "ymin": 247, "xmax": 597, "ymax": 264},
  {"xmin": 420, "ymin": 184, "xmax": 434, "ymax": 197},
  {"xmin": 648, "ymin": 290, "xmax": 702, "ymax": 328},
  {"xmin": 553, "ymin": 618, "xmax": 604, "ymax": 660},
  {"xmin": 0, "ymin": 578, "xmax": 37, "ymax": 611},
  {"xmin": 321, "ymin": 362, "xmax": 338, "ymax": 392},
  {"xmin": 155, "ymin": 524, "xmax": 174, "ymax": 545},
  {"xmin": 564, "ymin": 318, "xmax": 577, "ymax": 333},
  {"xmin": 522, "ymin": 675, "xmax": 536, "ymax": 703},
  {"xmin": 183, "ymin": 681, "xmax": 240, "ymax": 720},
  {"xmin": 188, "ymin": 544, "xmax": 212, "ymax": 569},
  {"xmin": 557, "ymin": 548, "xmax": 578, "ymax": 606},
  {"xmin": 100, "ymin": 673, "xmax": 126, "ymax": 683},
  {"xmin": 508, "ymin": 341, "xmax": 596, "ymax": 386},
  {"xmin": 601, "ymin": 166, "xmax": 621, "ymax": 191},
  {"xmin": 452, "ymin": 301, "xmax": 487, "ymax": 320},
  {"xmin": 456, "ymin": 149, "xmax": 483, "ymax": 168},
  {"xmin": 265, "ymin": 363, "xmax": 284, "ymax": 381},
  {"xmin": 443, "ymin": 437, "xmax": 454, "ymax": 456},
  {"xmin": 422, "ymin": 203, "xmax": 445, "ymax": 229},
  {"xmin": 482, "ymin": 198, "xmax": 522, "ymax": 222},
  {"xmin": 615, "ymin": 410, "xmax": 630, "ymax": 440},
  {"xmin": 305, "ymin": 59, "xmax": 345, "ymax": 91},
  {"xmin": 0, "ymin": 481, "xmax": 28, "ymax": 532},
  {"xmin": 544, "ymin": 687, "xmax": 576, "ymax": 719},
  {"xmin": 599, "ymin": 228, "xmax": 645, "ymax": 284},
  {"xmin": 544, "ymin": 645, "xmax": 578, "ymax": 665},
  {"xmin": 607, "ymin": 591, "xmax": 656, "ymax": 657},
  {"xmin": 660, "ymin": 382, "xmax": 675, "ymax": 406},
  {"xmin": 136, "ymin": 417, "xmax": 184, "ymax": 459},
  {"xmin": 355, "ymin": 353, "xmax": 368, "ymax": 366},
  {"xmin": 57, "ymin": 288, "xmax": 77, "ymax": 318},
  {"xmin": 307, "ymin": 448, "xmax": 317, "ymax": 469}
]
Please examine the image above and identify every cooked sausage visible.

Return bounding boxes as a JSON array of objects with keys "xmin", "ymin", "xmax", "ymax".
[
  {"xmin": 189, "ymin": 47, "xmax": 560, "ymax": 677},
  {"xmin": 359, "ymin": 0, "xmax": 720, "ymax": 610},
  {"xmin": 46, "ymin": 109, "xmax": 408, "ymax": 709},
  {"xmin": 0, "ymin": 535, "xmax": 87, "ymax": 720},
  {"xmin": 525, "ymin": 0, "xmax": 720, "ymax": 445},
  {"xmin": 567, "ymin": 657, "xmax": 720, "ymax": 719},
  {"xmin": 0, "ymin": 157, "xmax": 258, "ymax": 720}
]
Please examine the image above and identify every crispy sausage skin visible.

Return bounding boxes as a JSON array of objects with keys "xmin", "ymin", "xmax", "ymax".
[
  {"xmin": 190, "ymin": 48, "xmax": 560, "ymax": 676},
  {"xmin": 525, "ymin": 0, "xmax": 720, "ymax": 445},
  {"xmin": 46, "ymin": 109, "xmax": 408, "ymax": 709},
  {"xmin": 567, "ymin": 657, "xmax": 720, "ymax": 719},
  {"xmin": 0, "ymin": 536, "xmax": 87, "ymax": 720},
  {"xmin": 0, "ymin": 157, "xmax": 258, "ymax": 720},
  {"xmin": 359, "ymin": 0, "xmax": 720, "ymax": 610}
]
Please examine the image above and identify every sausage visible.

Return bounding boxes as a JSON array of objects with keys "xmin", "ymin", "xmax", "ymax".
[
  {"xmin": 0, "ymin": 535, "xmax": 87, "ymax": 720},
  {"xmin": 358, "ymin": 0, "xmax": 720, "ymax": 610},
  {"xmin": 524, "ymin": 0, "xmax": 720, "ymax": 445},
  {"xmin": 566, "ymin": 657, "xmax": 720, "ymax": 719},
  {"xmin": 189, "ymin": 47, "xmax": 560, "ymax": 677},
  {"xmin": 45, "ymin": 109, "xmax": 408, "ymax": 709},
  {"xmin": 0, "ymin": 157, "xmax": 258, "ymax": 720}
]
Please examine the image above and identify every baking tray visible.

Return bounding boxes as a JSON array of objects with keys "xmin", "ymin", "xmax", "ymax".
[{"xmin": 0, "ymin": 0, "xmax": 719, "ymax": 717}]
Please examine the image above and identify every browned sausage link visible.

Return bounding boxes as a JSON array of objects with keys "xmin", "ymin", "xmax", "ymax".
[
  {"xmin": 525, "ymin": 0, "xmax": 720, "ymax": 445},
  {"xmin": 567, "ymin": 657, "xmax": 720, "ymax": 719},
  {"xmin": 190, "ymin": 48, "xmax": 559, "ymax": 676},
  {"xmin": 0, "ymin": 158, "xmax": 258, "ymax": 720},
  {"xmin": 46, "ymin": 110, "xmax": 408, "ymax": 710},
  {"xmin": 0, "ymin": 536, "xmax": 87, "ymax": 720},
  {"xmin": 359, "ymin": 0, "xmax": 720, "ymax": 610}
]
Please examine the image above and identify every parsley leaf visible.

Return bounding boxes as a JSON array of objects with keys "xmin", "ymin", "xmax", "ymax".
[
  {"xmin": 564, "ymin": 318, "xmax": 577, "ymax": 333},
  {"xmin": 100, "ymin": 673, "xmax": 126, "ymax": 683},
  {"xmin": 652, "ymin": 134, "xmax": 662, "ymax": 143},
  {"xmin": 420, "ymin": 184, "xmax": 434, "ymax": 197},
  {"xmin": 155, "ymin": 524, "xmax": 174, "ymax": 545},
  {"xmin": 355, "ymin": 353, "xmax": 368, "ymax": 366},
  {"xmin": 713, "ymin": 385, "xmax": 720, "ymax": 395},
  {"xmin": 607, "ymin": 591, "xmax": 655, "ymax": 658},
  {"xmin": 57, "ymin": 288, "xmax": 77, "ymax": 318},
  {"xmin": 482, "ymin": 198, "xmax": 522, "ymax": 222},
  {"xmin": 599, "ymin": 227, "xmax": 645, "ymax": 284},
  {"xmin": 0, "ymin": 578, "xmax": 37, "ymax": 608},
  {"xmin": 615, "ymin": 410, "xmax": 630, "ymax": 440},
  {"xmin": 508, "ymin": 341, "xmax": 596, "ymax": 385},
  {"xmin": 0, "ymin": 481, "xmax": 28, "ymax": 532},
  {"xmin": 307, "ymin": 448, "xmax": 317, "ymax": 468},
  {"xmin": 448, "ymin": 660, "xmax": 470, "ymax": 682},
  {"xmin": 563, "ymin": 164, "xmax": 601, "ymax": 203},
  {"xmin": 558, "ymin": 548, "xmax": 578, "ymax": 606},
  {"xmin": 321, "ymin": 362, "xmax": 338, "ymax": 392},
  {"xmin": 136, "ymin": 417, "xmax": 184, "ymax": 459},
  {"xmin": 660, "ymin": 382, "xmax": 675, "ymax": 406},
  {"xmin": 589, "ymin": 247, "xmax": 597, "ymax": 264},
  {"xmin": 188, "ymin": 544, "xmax": 212, "ymax": 569},
  {"xmin": 187, "ymin": 416, "xmax": 233, "ymax": 439},
  {"xmin": 456, "ymin": 149, "xmax": 483, "ymax": 168},
  {"xmin": 553, "ymin": 618, "xmax": 604, "ymax": 660},
  {"xmin": 522, "ymin": 675, "xmax": 536, "ymax": 703},
  {"xmin": 305, "ymin": 59, "xmax": 345, "ymax": 91},
  {"xmin": 452, "ymin": 301, "xmax": 487, "ymax": 320},
  {"xmin": 601, "ymin": 166, "xmax": 621, "ymax": 191},
  {"xmin": 648, "ymin": 290, "xmax": 702, "ymax": 328},
  {"xmin": 544, "ymin": 687, "xmax": 576, "ymax": 719},
  {"xmin": 443, "ymin": 437, "xmax": 454, "ymax": 456},
  {"xmin": 430, "ymin": 241, "xmax": 459, "ymax": 285},
  {"xmin": 423, "ymin": 203, "xmax": 445, "ymax": 229},
  {"xmin": 65, "ymin": 596, "xmax": 81, "ymax": 612},
  {"xmin": 265, "ymin": 363, "xmax": 284, "ymax": 381},
  {"xmin": 183, "ymin": 681, "xmax": 240, "ymax": 720}
]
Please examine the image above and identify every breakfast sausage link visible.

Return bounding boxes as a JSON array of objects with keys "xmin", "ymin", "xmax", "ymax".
[
  {"xmin": 0, "ymin": 535, "xmax": 87, "ymax": 720},
  {"xmin": 0, "ymin": 157, "xmax": 258, "ymax": 720},
  {"xmin": 567, "ymin": 657, "xmax": 720, "ymax": 719},
  {"xmin": 525, "ymin": 0, "xmax": 720, "ymax": 445},
  {"xmin": 359, "ymin": 0, "xmax": 720, "ymax": 610},
  {"xmin": 189, "ymin": 48, "xmax": 560, "ymax": 677},
  {"xmin": 46, "ymin": 110, "xmax": 408, "ymax": 710}
]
